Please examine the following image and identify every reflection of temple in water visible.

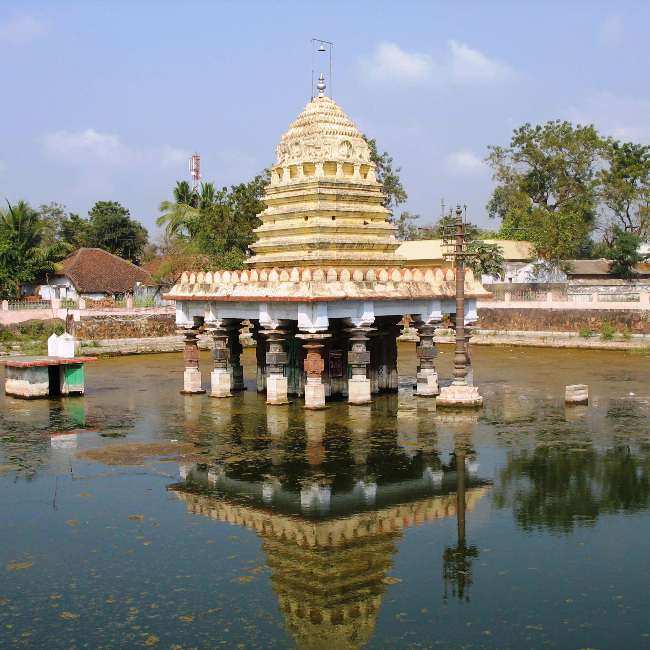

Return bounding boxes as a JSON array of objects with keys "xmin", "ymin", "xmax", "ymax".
[{"xmin": 169, "ymin": 412, "xmax": 488, "ymax": 649}]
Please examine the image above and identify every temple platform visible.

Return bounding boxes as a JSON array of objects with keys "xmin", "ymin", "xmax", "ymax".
[{"xmin": 3, "ymin": 356, "xmax": 96, "ymax": 399}]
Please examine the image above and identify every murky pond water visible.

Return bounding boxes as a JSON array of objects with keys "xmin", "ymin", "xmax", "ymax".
[{"xmin": 1, "ymin": 343, "xmax": 650, "ymax": 649}]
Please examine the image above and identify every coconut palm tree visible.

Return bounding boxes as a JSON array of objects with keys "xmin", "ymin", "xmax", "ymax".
[
  {"xmin": 0, "ymin": 200, "xmax": 64, "ymax": 297},
  {"xmin": 157, "ymin": 181, "xmax": 220, "ymax": 240}
]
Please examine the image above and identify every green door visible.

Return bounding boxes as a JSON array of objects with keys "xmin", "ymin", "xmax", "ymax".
[{"xmin": 63, "ymin": 364, "xmax": 84, "ymax": 393}]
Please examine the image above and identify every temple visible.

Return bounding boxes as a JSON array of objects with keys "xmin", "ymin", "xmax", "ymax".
[{"xmin": 166, "ymin": 75, "xmax": 489, "ymax": 407}]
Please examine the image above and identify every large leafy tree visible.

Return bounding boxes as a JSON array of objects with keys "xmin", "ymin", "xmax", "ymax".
[
  {"xmin": 607, "ymin": 227, "xmax": 644, "ymax": 279},
  {"xmin": 486, "ymin": 121, "xmax": 603, "ymax": 268},
  {"xmin": 598, "ymin": 141, "xmax": 650, "ymax": 243},
  {"xmin": 363, "ymin": 134, "xmax": 408, "ymax": 214},
  {"xmin": 38, "ymin": 202, "xmax": 90, "ymax": 250},
  {"xmin": 0, "ymin": 201, "xmax": 66, "ymax": 297},
  {"xmin": 85, "ymin": 201, "xmax": 148, "ymax": 263}
]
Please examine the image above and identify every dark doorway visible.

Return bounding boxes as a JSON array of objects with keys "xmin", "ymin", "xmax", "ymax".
[{"xmin": 48, "ymin": 366, "xmax": 61, "ymax": 396}]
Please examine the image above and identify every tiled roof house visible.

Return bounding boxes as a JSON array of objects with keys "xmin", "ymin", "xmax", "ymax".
[{"xmin": 37, "ymin": 248, "xmax": 153, "ymax": 300}]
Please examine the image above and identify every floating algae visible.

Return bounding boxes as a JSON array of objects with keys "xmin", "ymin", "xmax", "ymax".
[{"xmin": 76, "ymin": 441, "xmax": 195, "ymax": 466}]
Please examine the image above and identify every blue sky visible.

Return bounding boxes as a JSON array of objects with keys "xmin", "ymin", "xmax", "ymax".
[{"xmin": 1, "ymin": 1, "xmax": 648, "ymax": 236}]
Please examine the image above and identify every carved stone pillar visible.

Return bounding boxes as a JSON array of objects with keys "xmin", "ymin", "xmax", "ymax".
[
  {"xmin": 227, "ymin": 321, "xmax": 244, "ymax": 391},
  {"xmin": 208, "ymin": 322, "xmax": 231, "ymax": 398},
  {"xmin": 347, "ymin": 327, "xmax": 373, "ymax": 405},
  {"xmin": 303, "ymin": 342, "xmax": 326, "ymax": 409},
  {"xmin": 262, "ymin": 329, "xmax": 288, "ymax": 405},
  {"xmin": 415, "ymin": 321, "xmax": 439, "ymax": 396},
  {"xmin": 465, "ymin": 331, "xmax": 474, "ymax": 386},
  {"xmin": 180, "ymin": 327, "xmax": 205, "ymax": 395}
]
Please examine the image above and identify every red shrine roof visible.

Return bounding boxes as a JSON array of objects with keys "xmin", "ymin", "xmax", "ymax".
[{"xmin": 2, "ymin": 356, "xmax": 97, "ymax": 368}]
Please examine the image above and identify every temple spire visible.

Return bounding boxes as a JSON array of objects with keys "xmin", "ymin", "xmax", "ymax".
[{"xmin": 316, "ymin": 72, "xmax": 326, "ymax": 97}]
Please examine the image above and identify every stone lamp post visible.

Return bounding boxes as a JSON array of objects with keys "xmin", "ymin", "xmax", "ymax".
[{"xmin": 437, "ymin": 206, "xmax": 483, "ymax": 408}]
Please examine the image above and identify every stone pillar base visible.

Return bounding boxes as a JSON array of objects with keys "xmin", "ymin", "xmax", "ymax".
[
  {"xmin": 181, "ymin": 368, "xmax": 205, "ymax": 395},
  {"xmin": 304, "ymin": 379, "xmax": 326, "ymax": 410},
  {"xmin": 565, "ymin": 384, "xmax": 588, "ymax": 404},
  {"xmin": 348, "ymin": 377, "xmax": 371, "ymax": 405},
  {"xmin": 210, "ymin": 368, "xmax": 232, "ymax": 398},
  {"xmin": 416, "ymin": 370, "xmax": 439, "ymax": 396},
  {"xmin": 437, "ymin": 384, "xmax": 483, "ymax": 408},
  {"xmin": 231, "ymin": 366, "xmax": 245, "ymax": 391},
  {"xmin": 266, "ymin": 375, "xmax": 289, "ymax": 405}
]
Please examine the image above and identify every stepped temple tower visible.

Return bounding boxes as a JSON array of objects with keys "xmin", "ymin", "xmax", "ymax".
[{"xmin": 167, "ymin": 75, "xmax": 489, "ymax": 406}]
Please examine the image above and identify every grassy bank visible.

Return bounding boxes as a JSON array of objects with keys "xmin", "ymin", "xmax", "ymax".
[{"xmin": 0, "ymin": 319, "xmax": 65, "ymax": 356}]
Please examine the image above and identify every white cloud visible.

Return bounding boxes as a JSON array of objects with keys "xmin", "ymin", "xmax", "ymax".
[
  {"xmin": 44, "ymin": 129, "xmax": 126, "ymax": 166},
  {"xmin": 0, "ymin": 14, "xmax": 47, "ymax": 47},
  {"xmin": 43, "ymin": 128, "xmax": 189, "ymax": 169},
  {"xmin": 447, "ymin": 40, "xmax": 513, "ymax": 84},
  {"xmin": 361, "ymin": 40, "xmax": 514, "ymax": 85},
  {"xmin": 41, "ymin": 128, "xmax": 190, "ymax": 201},
  {"xmin": 566, "ymin": 93, "xmax": 650, "ymax": 142},
  {"xmin": 446, "ymin": 150, "xmax": 486, "ymax": 175},
  {"xmin": 599, "ymin": 15, "xmax": 624, "ymax": 46},
  {"xmin": 364, "ymin": 42, "xmax": 433, "ymax": 83}
]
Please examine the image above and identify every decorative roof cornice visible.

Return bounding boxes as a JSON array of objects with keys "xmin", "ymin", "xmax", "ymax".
[{"xmin": 164, "ymin": 265, "xmax": 491, "ymax": 302}]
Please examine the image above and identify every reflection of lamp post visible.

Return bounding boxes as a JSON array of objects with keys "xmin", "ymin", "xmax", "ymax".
[{"xmin": 443, "ymin": 440, "xmax": 479, "ymax": 602}]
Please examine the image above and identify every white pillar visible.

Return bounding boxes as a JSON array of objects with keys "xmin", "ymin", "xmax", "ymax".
[
  {"xmin": 262, "ymin": 329, "xmax": 288, "ymax": 405},
  {"xmin": 181, "ymin": 328, "xmax": 205, "ymax": 395},
  {"xmin": 347, "ymin": 327, "xmax": 373, "ymax": 405},
  {"xmin": 415, "ymin": 321, "xmax": 439, "ymax": 396}
]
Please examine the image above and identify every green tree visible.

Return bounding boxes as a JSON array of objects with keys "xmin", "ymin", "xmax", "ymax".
[
  {"xmin": 86, "ymin": 201, "xmax": 148, "ymax": 263},
  {"xmin": 157, "ymin": 174, "xmax": 267, "ymax": 270},
  {"xmin": 486, "ymin": 121, "xmax": 604, "ymax": 268},
  {"xmin": 608, "ymin": 227, "xmax": 643, "ymax": 279},
  {"xmin": 428, "ymin": 210, "xmax": 505, "ymax": 278},
  {"xmin": 38, "ymin": 202, "xmax": 90, "ymax": 250},
  {"xmin": 363, "ymin": 135, "xmax": 408, "ymax": 214},
  {"xmin": 394, "ymin": 211, "xmax": 423, "ymax": 240},
  {"xmin": 466, "ymin": 241, "xmax": 505, "ymax": 280},
  {"xmin": 599, "ymin": 140, "xmax": 650, "ymax": 243},
  {"xmin": 0, "ymin": 201, "xmax": 65, "ymax": 297}
]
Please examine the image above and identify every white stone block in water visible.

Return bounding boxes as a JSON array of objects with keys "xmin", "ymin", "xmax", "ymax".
[{"xmin": 565, "ymin": 384, "xmax": 589, "ymax": 404}]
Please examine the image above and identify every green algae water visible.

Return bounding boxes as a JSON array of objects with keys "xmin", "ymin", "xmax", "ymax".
[{"xmin": 1, "ymin": 344, "xmax": 650, "ymax": 649}]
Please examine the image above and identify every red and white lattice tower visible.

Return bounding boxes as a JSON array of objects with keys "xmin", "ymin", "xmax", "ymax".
[{"xmin": 189, "ymin": 153, "xmax": 201, "ymax": 190}]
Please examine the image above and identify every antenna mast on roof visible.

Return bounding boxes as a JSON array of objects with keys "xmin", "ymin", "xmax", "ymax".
[
  {"xmin": 311, "ymin": 38, "xmax": 333, "ymax": 100},
  {"xmin": 189, "ymin": 153, "xmax": 201, "ymax": 191}
]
